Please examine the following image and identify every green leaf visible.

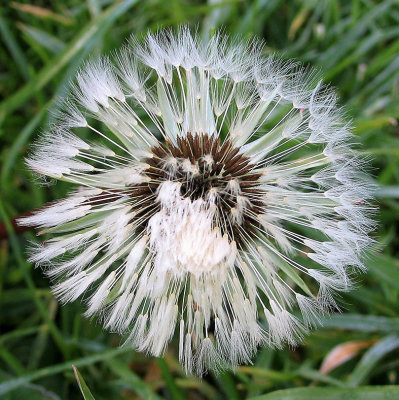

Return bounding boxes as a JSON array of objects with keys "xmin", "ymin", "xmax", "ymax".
[
  {"xmin": 319, "ymin": 0, "xmax": 393, "ymax": 69},
  {"xmin": 348, "ymin": 336, "xmax": 399, "ymax": 387},
  {"xmin": 366, "ymin": 254, "xmax": 399, "ymax": 292},
  {"xmin": 249, "ymin": 386, "xmax": 399, "ymax": 400},
  {"xmin": 107, "ymin": 359, "xmax": 163, "ymax": 400},
  {"xmin": 318, "ymin": 314, "xmax": 399, "ymax": 333},
  {"xmin": 18, "ymin": 23, "xmax": 66, "ymax": 54},
  {"xmin": 0, "ymin": 0, "xmax": 139, "ymax": 121},
  {"xmin": 0, "ymin": 200, "xmax": 70, "ymax": 360},
  {"xmin": 1, "ymin": 106, "xmax": 46, "ymax": 186},
  {"xmin": 213, "ymin": 369, "xmax": 240, "ymax": 400},
  {"xmin": 239, "ymin": 366, "xmax": 296, "ymax": 382},
  {"xmin": 72, "ymin": 365, "xmax": 96, "ymax": 400},
  {"xmin": 156, "ymin": 358, "xmax": 186, "ymax": 400},
  {"xmin": 0, "ymin": 15, "xmax": 30, "ymax": 81},
  {"xmin": 296, "ymin": 367, "xmax": 347, "ymax": 388},
  {"xmin": 0, "ymin": 347, "xmax": 130, "ymax": 396}
]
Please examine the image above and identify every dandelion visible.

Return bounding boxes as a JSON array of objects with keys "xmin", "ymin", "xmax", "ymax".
[{"xmin": 19, "ymin": 28, "xmax": 375, "ymax": 375}]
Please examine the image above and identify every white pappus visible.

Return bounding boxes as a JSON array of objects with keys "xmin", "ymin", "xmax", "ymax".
[{"xmin": 19, "ymin": 27, "xmax": 375, "ymax": 376}]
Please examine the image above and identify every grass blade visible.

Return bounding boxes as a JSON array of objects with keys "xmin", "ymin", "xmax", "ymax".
[
  {"xmin": 0, "ymin": 0, "xmax": 139, "ymax": 121},
  {"xmin": 72, "ymin": 365, "xmax": 96, "ymax": 400},
  {"xmin": 0, "ymin": 200, "xmax": 70, "ymax": 359},
  {"xmin": 18, "ymin": 23, "xmax": 66, "ymax": 54},
  {"xmin": 107, "ymin": 358, "xmax": 163, "ymax": 400},
  {"xmin": 318, "ymin": 314, "xmax": 399, "ymax": 333},
  {"xmin": 0, "ymin": 347, "xmax": 130, "ymax": 396},
  {"xmin": 249, "ymin": 386, "xmax": 399, "ymax": 400},
  {"xmin": 348, "ymin": 336, "xmax": 399, "ymax": 387},
  {"xmin": 0, "ymin": 14, "xmax": 30, "ymax": 81},
  {"xmin": 156, "ymin": 358, "xmax": 185, "ymax": 400},
  {"xmin": 366, "ymin": 254, "xmax": 399, "ymax": 292},
  {"xmin": 1, "ymin": 106, "xmax": 46, "ymax": 185}
]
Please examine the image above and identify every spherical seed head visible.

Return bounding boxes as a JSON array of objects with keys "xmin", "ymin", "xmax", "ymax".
[{"xmin": 20, "ymin": 27, "xmax": 375, "ymax": 375}]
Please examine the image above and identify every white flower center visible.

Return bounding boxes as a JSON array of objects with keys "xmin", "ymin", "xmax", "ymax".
[{"xmin": 147, "ymin": 181, "xmax": 236, "ymax": 276}]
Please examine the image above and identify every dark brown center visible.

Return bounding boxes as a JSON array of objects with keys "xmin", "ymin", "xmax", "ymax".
[{"xmin": 128, "ymin": 133, "xmax": 264, "ymax": 247}]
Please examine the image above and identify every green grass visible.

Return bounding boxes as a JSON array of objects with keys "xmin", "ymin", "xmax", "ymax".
[{"xmin": 1, "ymin": 0, "xmax": 399, "ymax": 399}]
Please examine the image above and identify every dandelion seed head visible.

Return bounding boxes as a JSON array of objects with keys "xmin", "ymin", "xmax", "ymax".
[{"xmin": 20, "ymin": 27, "xmax": 375, "ymax": 375}]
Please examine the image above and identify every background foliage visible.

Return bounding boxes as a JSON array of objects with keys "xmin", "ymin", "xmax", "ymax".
[{"xmin": 1, "ymin": 0, "xmax": 399, "ymax": 399}]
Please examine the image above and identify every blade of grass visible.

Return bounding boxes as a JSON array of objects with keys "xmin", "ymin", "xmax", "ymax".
[
  {"xmin": 0, "ymin": 200, "xmax": 70, "ymax": 359},
  {"xmin": 318, "ymin": 314, "xmax": 399, "ymax": 333},
  {"xmin": 107, "ymin": 358, "xmax": 163, "ymax": 400},
  {"xmin": 238, "ymin": 366, "xmax": 296, "ymax": 382},
  {"xmin": 0, "ymin": 0, "xmax": 139, "ymax": 122},
  {"xmin": 0, "ymin": 347, "xmax": 26, "ymax": 375},
  {"xmin": 249, "ymin": 386, "xmax": 399, "ymax": 400},
  {"xmin": 1, "ymin": 106, "xmax": 46, "ymax": 186},
  {"xmin": 348, "ymin": 335, "xmax": 399, "ymax": 387},
  {"xmin": 296, "ymin": 367, "xmax": 347, "ymax": 388},
  {"xmin": 87, "ymin": 0, "xmax": 101, "ymax": 19},
  {"xmin": 0, "ymin": 326, "xmax": 41, "ymax": 343},
  {"xmin": 213, "ymin": 370, "xmax": 240, "ymax": 400},
  {"xmin": 1, "ymin": 7, "xmax": 124, "ymax": 186},
  {"xmin": 366, "ymin": 253, "xmax": 399, "ymax": 292},
  {"xmin": 0, "ymin": 346, "xmax": 130, "ymax": 396},
  {"xmin": 319, "ymin": 0, "xmax": 393, "ymax": 68},
  {"xmin": 174, "ymin": 377, "xmax": 219, "ymax": 399},
  {"xmin": 17, "ymin": 23, "xmax": 66, "ymax": 54},
  {"xmin": 73, "ymin": 365, "xmax": 96, "ymax": 400},
  {"xmin": 324, "ymin": 27, "xmax": 399, "ymax": 80},
  {"xmin": 156, "ymin": 358, "xmax": 185, "ymax": 400},
  {"xmin": 357, "ymin": 56, "xmax": 399, "ymax": 106},
  {"xmin": 0, "ymin": 14, "xmax": 30, "ymax": 81},
  {"xmin": 347, "ymin": 287, "xmax": 398, "ymax": 317},
  {"xmin": 28, "ymin": 299, "xmax": 58, "ymax": 370}
]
